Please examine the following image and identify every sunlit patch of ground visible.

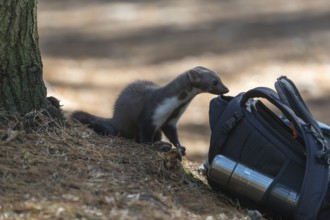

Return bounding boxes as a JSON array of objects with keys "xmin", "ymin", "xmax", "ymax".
[{"xmin": 39, "ymin": 0, "xmax": 330, "ymax": 160}]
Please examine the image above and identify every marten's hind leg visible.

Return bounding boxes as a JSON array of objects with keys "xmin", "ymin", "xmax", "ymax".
[
  {"xmin": 138, "ymin": 121, "xmax": 156, "ymax": 144},
  {"xmin": 153, "ymin": 130, "xmax": 162, "ymax": 142},
  {"xmin": 151, "ymin": 131, "xmax": 172, "ymax": 152}
]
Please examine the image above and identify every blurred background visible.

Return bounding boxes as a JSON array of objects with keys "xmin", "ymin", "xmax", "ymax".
[{"xmin": 38, "ymin": 0, "xmax": 330, "ymax": 162}]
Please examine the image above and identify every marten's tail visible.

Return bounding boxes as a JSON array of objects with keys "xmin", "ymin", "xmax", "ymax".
[{"xmin": 71, "ymin": 111, "xmax": 118, "ymax": 136}]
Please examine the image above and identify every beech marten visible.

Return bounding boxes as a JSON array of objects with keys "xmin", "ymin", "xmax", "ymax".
[{"xmin": 72, "ymin": 66, "xmax": 229, "ymax": 155}]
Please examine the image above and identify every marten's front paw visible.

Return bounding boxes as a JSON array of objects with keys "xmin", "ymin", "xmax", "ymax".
[
  {"xmin": 177, "ymin": 146, "xmax": 186, "ymax": 156},
  {"xmin": 163, "ymin": 148, "xmax": 183, "ymax": 168},
  {"xmin": 152, "ymin": 141, "xmax": 172, "ymax": 152}
]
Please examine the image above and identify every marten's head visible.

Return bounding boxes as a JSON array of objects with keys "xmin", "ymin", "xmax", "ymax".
[{"xmin": 187, "ymin": 66, "xmax": 229, "ymax": 95}]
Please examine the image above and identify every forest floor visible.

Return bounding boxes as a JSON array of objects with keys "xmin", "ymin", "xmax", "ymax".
[
  {"xmin": 0, "ymin": 113, "xmax": 248, "ymax": 219},
  {"xmin": 1, "ymin": 0, "xmax": 330, "ymax": 219}
]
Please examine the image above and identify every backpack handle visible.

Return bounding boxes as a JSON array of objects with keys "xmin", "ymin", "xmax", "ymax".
[{"xmin": 240, "ymin": 87, "xmax": 305, "ymax": 137}]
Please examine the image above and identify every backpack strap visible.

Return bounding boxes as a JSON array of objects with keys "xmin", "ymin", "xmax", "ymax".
[
  {"xmin": 297, "ymin": 127, "xmax": 329, "ymax": 220},
  {"xmin": 275, "ymin": 76, "xmax": 330, "ymax": 164},
  {"xmin": 208, "ymin": 94, "xmax": 245, "ymax": 163},
  {"xmin": 275, "ymin": 76, "xmax": 323, "ymax": 136},
  {"xmin": 241, "ymin": 87, "xmax": 330, "ymax": 220},
  {"xmin": 275, "ymin": 76, "xmax": 312, "ymax": 115}
]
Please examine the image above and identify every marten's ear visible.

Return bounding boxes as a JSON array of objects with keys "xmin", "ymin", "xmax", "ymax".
[{"xmin": 187, "ymin": 69, "xmax": 201, "ymax": 85}]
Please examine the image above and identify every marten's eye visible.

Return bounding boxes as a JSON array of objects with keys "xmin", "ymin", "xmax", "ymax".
[{"xmin": 212, "ymin": 80, "xmax": 218, "ymax": 86}]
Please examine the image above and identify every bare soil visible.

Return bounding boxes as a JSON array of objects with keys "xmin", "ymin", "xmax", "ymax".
[{"xmin": 1, "ymin": 0, "xmax": 330, "ymax": 219}]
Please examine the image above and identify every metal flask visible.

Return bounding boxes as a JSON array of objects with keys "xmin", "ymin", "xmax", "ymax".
[{"xmin": 208, "ymin": 155, "xmax": 299, "ymax": 215}]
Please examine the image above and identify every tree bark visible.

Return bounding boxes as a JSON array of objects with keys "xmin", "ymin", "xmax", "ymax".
[{"xmin": 0, "ymin": 0, "xmax": 47, "ymax": 114}]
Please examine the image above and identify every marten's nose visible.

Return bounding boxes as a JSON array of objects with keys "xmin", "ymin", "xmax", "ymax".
[
  {"xmin": 223, "ymin": 87, "xmax": 229, "ymax": 94},
  {"xmin": 219, "ymin": 86, "xmax": 229, "ymax": 94}
]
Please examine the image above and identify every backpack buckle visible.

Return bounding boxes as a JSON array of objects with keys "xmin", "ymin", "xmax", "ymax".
[
  {"xmin": 309, "ymin": 125, "xmax": 330, "ymax": 165},
  {"xmin": 316, "ymin": 150, "xmax": 330, "ymax": 165},
  {"xmin": 222, "ymin": 111, "xmax": 244, "ymax": 134}
]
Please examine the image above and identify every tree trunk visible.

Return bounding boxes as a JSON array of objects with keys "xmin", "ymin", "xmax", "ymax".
[{"xmin": 0, "ymin": 0, "xmax": 47, "ymax": 115}]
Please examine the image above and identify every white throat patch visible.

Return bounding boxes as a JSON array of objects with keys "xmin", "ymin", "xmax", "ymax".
[
  {"xmin": 153, "ymin": 97, "xmax": 179, "ymax": 128},
  {"xmin": 152, "ymin": 89, "xmax": 199, "ymax": 129}
]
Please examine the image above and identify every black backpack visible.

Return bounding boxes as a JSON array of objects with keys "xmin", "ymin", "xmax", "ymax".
[{"xmin": 206, "ymin": 76, "xmax": 330, "ymax": 219}]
